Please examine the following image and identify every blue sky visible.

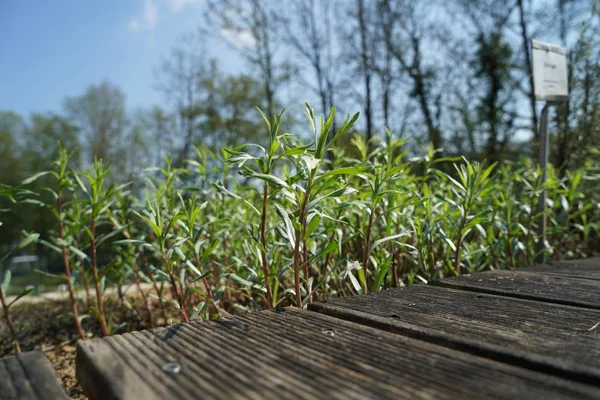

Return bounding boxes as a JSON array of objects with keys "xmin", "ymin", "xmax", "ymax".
[{"xmin": 0, "ymin": 0, "xmax": 242, "ymax": 116}]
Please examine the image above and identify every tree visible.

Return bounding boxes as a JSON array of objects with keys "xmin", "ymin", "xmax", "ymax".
[
  {"xmin": 550, "ymin": 0, "xmax": 600, "ymax": 171},
  {"xmin": 0, "ymin": 112, "xmax": 27, "ymax": 247},
  {"xmin": 64, "ymin": 82, "xmax": 128, "ymax": 178},
  {"xmin": 148, "ymin": 106, "xmax": 174, "ymax": 167},
  {"xmin": 378, "ymin": 0, "xmax": 444, "ymax": 153},
  {"xmin": 517, "ymin": 0, "xmax": 539, "ymax": 141},
  {"xmin": 204, "ymin": 0, "xmax": 292, "ymax": 119},
  {"xmin": 22, "ymin": 113, "xmax": 80, "ymax": 172},
  {"xmin": 356, "ymin": 0, "xmax": 374, "ymax": 146},
  {"xmin": 279, "ymin": 0, "xmax": 338, "ymax": 131},
  {"xmin": 156, "ymin": 34, "xmax": 209, "ymax": 165},
  {"xmin": 474, "ymin": 32, "xmax": 516, "ymax": 163},
  {"xmin": 200, "ymin": 73, "xmax": 270, "ymax": 149}
]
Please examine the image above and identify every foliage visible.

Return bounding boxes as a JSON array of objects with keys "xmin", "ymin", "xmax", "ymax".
[{"xmin": 2, "ymin": 106, "xmax": 597, "ymax": 338}]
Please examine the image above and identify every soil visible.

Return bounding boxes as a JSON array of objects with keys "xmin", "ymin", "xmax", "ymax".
[{"xmin": 1, "ymin": 297, "xmax": 182, "ymax": 399}]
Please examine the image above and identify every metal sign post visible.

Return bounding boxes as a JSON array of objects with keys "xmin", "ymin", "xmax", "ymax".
[
  {"xmin": 531, "ymin": 39, "xmax": 569, "ymax": 263},
  {"xmin": 535, "ymin": 102, "xmax": 550, "ymax": 263}
]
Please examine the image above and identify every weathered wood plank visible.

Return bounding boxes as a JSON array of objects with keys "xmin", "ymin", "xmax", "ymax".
[
  {"xmin": 77, "ymin": 308, "xmax": 600, "ymax": 400},
  {"xmin": 561, "ymin": 257, "xmax": 600, "ymax": 266},
  {"xmin": 431, "ymin": 269, "xmax": 600, "ymax": 309},
  {"xmin": 522, "ymin": 259, "xmax": 600, "ymax": 280},
  {"xmin": 0, "ymin": 355, "xmax": 19, "ymax": 400},
  {"xmin": 309, "ymin": 284, "xmax": 600, "ymax": 384},
  {"xmin": 0, "ymin": 351, "xmax": 68, "ymax": 400}
]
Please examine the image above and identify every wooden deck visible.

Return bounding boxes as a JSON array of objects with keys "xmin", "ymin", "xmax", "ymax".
[
  {"xmin": 76, "ymin": 258, "xmax": 600, "ymax": 399},
  {"xmin": 0, "ymin": 350, "xmax": 68, "ymax": 400}
]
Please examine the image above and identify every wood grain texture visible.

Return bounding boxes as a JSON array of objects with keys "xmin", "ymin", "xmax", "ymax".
[
  {"xmin": 0, "ymin": 351, "xmax": 68, "ymax": 400},
  {"xmin": 76, "ymin": 308, "xmax": 600, "ymax": 400},
  {"xmin": 561, "ymin": 257, "xmax": 600, "ymax": 266},
  {"xmin": 309, "ymin": 284, "xmax": 600, "ymax": 384},
  {"xmin": 430, "ymin": 269, "xmax": 600, "ymax": 309},
  {"xmin": 523, "ymin": 259, "xmax": 600, "ymax": 280}
]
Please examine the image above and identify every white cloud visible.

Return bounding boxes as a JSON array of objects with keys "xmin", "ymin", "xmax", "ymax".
[
  {"xmin": 166, "ymin": 0, "xmax": 203, "ymax": 13},
  {"xmin": 128, "ymin": 18, "xmax": 141, "ymax": 32},
  {"xmin": 127, "ymin": 0, "xmax": 158, "ymax": 32},
  {"xmin": 219, "ymin": 28, "xmax": 256, "ymax": 48},
  {"xmin": 143, "ymin": 0, "xmax": 158, "ymax": 27},
  {"xmin": 127, "ymin": 0, "xmax": 202, "ymax": 33}
]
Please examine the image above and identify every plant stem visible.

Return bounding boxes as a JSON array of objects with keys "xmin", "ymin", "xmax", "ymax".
[
  {"xmin": 524, "ymin": 200, "xmax": 536, "ymax": 265},
  {"xmin": 259, "ymin": 183, "xmax": 274, "ymax": 308},
  {"xmin": 362, "ymin": 207, "xmax": 376, "ymax": 293},
  {"xmin": 76, "ymin": 235, "xmax": 91, "ymax": 311},
  {"xmin": 0, "ymin": 286, "xmax": 21, "ymax": 353},
  {"xmin": 132, "ymin": 261, "xmax": 153, "ymax": 327},
  {"xmin": 116, "ymin": 222, "xmax": 154, "ymax": 326},
  {"xmin": 293, "ymin": 181, "xmax": 313, "ymax": 308},
  {"xmin": 140, "ymin": 251, "xmax": 168, "ymax": 322},
  {"xmin": 454, "ymin": 217, "xmax": 466, "ymax": 276},
  {"xmin": 57, "ymin": 196, "xmax": 86, "ymax": 340},
  {"xmin": 90, "ymin": 217, "xmax": 109, "ymax": 336},
  {"xmin": 303, "ymin": 237, "xmax": 310, "ymax": 303},
  {"xmin": 163, "ymin": 254, "xmax": 189, "ymax": 323},
  {"xmin": 193, "ymin": 251, "xmax": 219, "ymax": 316}
]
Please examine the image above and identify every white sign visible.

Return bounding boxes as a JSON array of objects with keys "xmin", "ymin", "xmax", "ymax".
[{"xmin": 532, "ymin": 39, "xmax": 569, "ymax": 101}]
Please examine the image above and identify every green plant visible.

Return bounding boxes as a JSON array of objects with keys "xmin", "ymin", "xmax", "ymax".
[
  {"xmin": 2, "ymin": 104, "xmax": 597, "ymax": 340},
  {"xmin": 0, "ymin": 233, "xmax": 38, "ymax": 353},
  {"xmin": 74, "ymin": 159, "xmax": 122, "ymax": 336},
  {"xmin": 21, "ymin": 148, "xmax": 87, "ymax": 340},
  {"xmin": 438, "ymin": 158, "xmax": 497, "ymax": 275}
]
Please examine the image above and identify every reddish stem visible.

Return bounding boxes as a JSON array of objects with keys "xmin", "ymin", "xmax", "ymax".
[
  {"xmin": 193, "ymin": 252, "xmax": 218, "ymax": 316},
  {"xmin": 259, "ymin": 184, "xmax": 274, "ymax": 308},
  {"xmin": 163, "ymin": 254, "xmax": 189, "ymax": 323},
  {"xmin": 90, "ymin": 217, "xmax": 109, "ymax": 336},
  {"xmin": 0, "ymin": 286, "xmax": 21, "ymax": 353},
  {"xmin": 57, "ymin": 196, "xmax": 86, "ymax": 340},
  {"xmin": 76, "ymin": 236, "xmax": 91, "ymax": 311},
  {"xmin": 293, "ymin": 185, "xmax": 312, "ymax": 308}
]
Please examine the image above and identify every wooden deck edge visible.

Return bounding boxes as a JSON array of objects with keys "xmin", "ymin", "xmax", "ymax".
[
  {"xmin": 428, "ymin": 276, "xmax": 600, "ymax": 310},
  {"xmin": 76, "ymin": 339, "xmax": 162, "ymax": 400},
  {"xmin": 307, "ymin": 301, "xmax": 600, "ymax": 386},
  {"xmin": 556, "ymin": 257, "xmax": 600, "ymax": 266},
  {"xmin": 1, "ymin": 350, "xmax": 69, "ymax": 400}
]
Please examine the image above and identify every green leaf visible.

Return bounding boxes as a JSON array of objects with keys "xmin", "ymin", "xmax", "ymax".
[
  {"xmin": 305, "ymin": 214, "xmax": 321, "ymax": 239},
  {"xmin": 34, "ymin": 269, "xmax": 67, "ymax": 282},
  {"xmin": 72, "ymin": 172, "xmax": 90, "ymax": 197},
  {"xmin": 348, "ymin": 270, "xmax": 362, "ymax": 293},
  {"xmin": 7, "ymin": 287, "xmax": 34, "ymax": 308},
  {"xmin": 190, "ymin": 302, "xmax": 206, "ymax": 321},
  {"xmin": 113, "ymin": 239, "xmax": 150, "ymax": 247},
  {"xmin": 17, "ymin": 233, "xmax": 40, "ymax": 249},
  {"xmin": 316, "ymin": 166, "xmax": 369, "ymax": 184},
  {"xmin": 445, "ymin": 237, "xmax": 457, "ymax": 252},
  {"xmin": 275, "ymin": 205, "xmax": 296, "ymax": 249},
  {"xmin": 133, "ymin": 211, "xmax": 162, "ymax": 238},
  {"xmin": 37, "ymin": 239, "xmax": 63, "ymax": 255},
  {"xmin": 370, "ymin": 231, "xmax": 410, "ymax": 251},
  {"xmin": 174, "ymin": 247, "xmax": 203, "ymax": 278},
  {"xmin": 211, "ymin": 183, "xmax": 260, "ymax": 215},
  {"xmin": 1, "ymin": 270, "xmax": 11, "ymax": 292},
  {"xmin": 371, "ymin": 256, "xmax": 391, "ymax": 292},
  {"xmin": 199, "ymin": 239, "xmax": 220, "ymax": 266},
  {"xmin": 249, "ymin": 172, "xmax": 290, "ymax": 189},
  {"xmin": 145, "ymin": 264, "xmax": 170, "ymax": 282},
  {"xmin": 223, "ymin": 273, "xmax": 266, "ymax": 293},
  {"xmin": 21, "ymin": 171, "xmax": 51, "ymax": 185},
  {"xmin": 56, "ymin": 238, "xmax": 90, "ymax": 261},
  {"xmin": 299, "ymin": 241, "xmax": 337, "ymax": 269}
]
